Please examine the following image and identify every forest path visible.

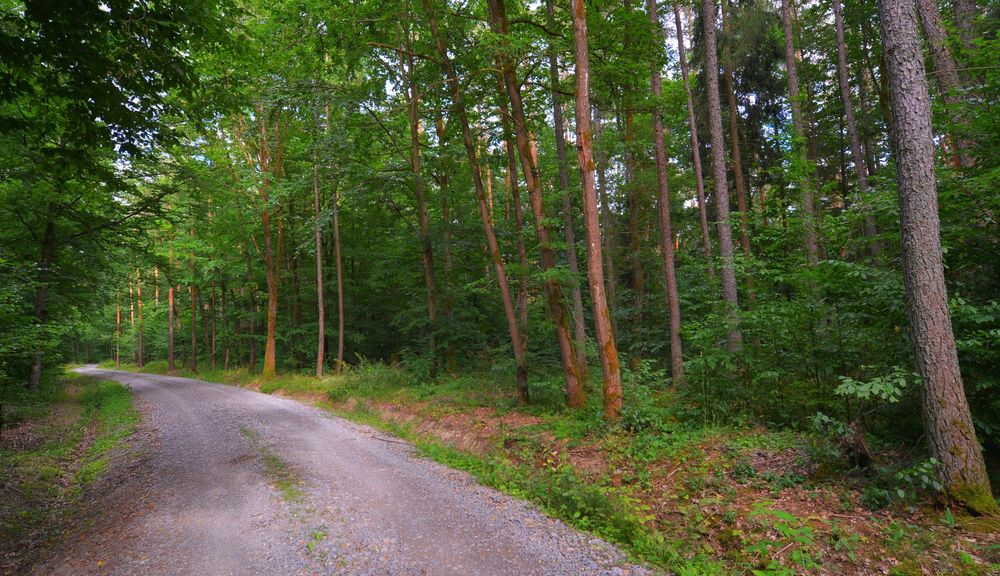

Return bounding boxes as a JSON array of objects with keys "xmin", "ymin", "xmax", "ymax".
[{"xmin": 32, "ymin": 366, "xmax": 649, "ymax": 576}]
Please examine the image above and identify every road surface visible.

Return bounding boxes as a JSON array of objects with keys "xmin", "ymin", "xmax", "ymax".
[{"xmin": 32, "ymin": 366, "xmax": 650, "ymax": 576}]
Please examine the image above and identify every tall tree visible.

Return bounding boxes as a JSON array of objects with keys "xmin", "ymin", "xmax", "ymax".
[
  {"xmin": 832, "ymin": 0, "xmax": 879, "ymax": 254},
  {"xmin": 780, "ymin": 0, "xmax": 820, "ymax": 263},
  {"xmin": 546, "ymin": 0, "xmax": 589, "ymax": 384},
  {"xmin": 487, "ymin": 0, "xmax": 584, "ymax": 407},
  {"xmin": 572, "ymin": 0, "xmax": 623, "ymax": 423},
  {"xmin": 702, "ymin": 0, "xmax": 743, "ymax": 350},
  {"xmin": 647, "ymin": 0, "xmax": 684, "ymax": 385},
  {"xmin": 424, "ymin": 0, "xmax": 530, "ymax": 402},
  {"xmin": 916, "ymin": 0, "xmax": 973, "ymax": 167},
  {"xmin": 879, "ymin": 0, "xmax": 996, "ymax": 515},
  {"xmin": 673, "ymin": 2, "xmax": 714, "ymax": 274}
]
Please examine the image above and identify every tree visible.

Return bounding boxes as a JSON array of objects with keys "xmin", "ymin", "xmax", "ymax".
[
  {"xmin": 702, "ymin": 0, "xmax": 743, "ymax": 350},
  {"xmin": 646, "ymin": 0, "xmax": 684, "ymax": 385},
  {"xmin": 878, "ymin": 0, "xmax": 996, "ymax": 515},
  {"xmin": 572, "ymin": 0, "xmax": 623, "ymax": 423}
]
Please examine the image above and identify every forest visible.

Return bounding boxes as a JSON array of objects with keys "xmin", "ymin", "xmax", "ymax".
[{"xmin": 1, "ymin": 0, "xmax": 999, "ymax": 573}]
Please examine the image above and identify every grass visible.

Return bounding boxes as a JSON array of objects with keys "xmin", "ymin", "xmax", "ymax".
[
  {"xmin": 0, "ymin": 369, "xmax": 139, "ymax": 567},
  {"xmin": 239, "ymin": 425, "xmax": 304, "ymax": 502},
  {"xmin": 104, "ymin": 359, "xmax": 1000, "ymax": 575}
]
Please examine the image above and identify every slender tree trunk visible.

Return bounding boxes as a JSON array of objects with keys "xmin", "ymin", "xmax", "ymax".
[
  {"xmin": 722, "ymin": 0, "xmax": 751, "ymax": 260},
  {"xmin": 546, "ymin": 0, "xmax": 588, "ymax": 384},
  {"xmin": 703, "ymin": 0, "xmax": 743, "ymax": 350},
  {"xmin": 832, "ymin": 0, "xmax": 880, "ymax": 255},
  {"xmin": 137, "ymin": 269, "xmax": 144, "ymax": 369},
  {"xmin": 313, "ymin": 143, "xmax": 325, "ymax": 377},
  {"xmin": 28, "ymin": 218, "xmax": 56, "ymax": 391},
  {"xmin": 916, "ymin": 0, "xmax": 973, "ymax": 167},
  {"xmin": 781, "ymin": 0, "xmax": 820, "ymax": 264},
  {"xmin": 424, "ymin": 0, "xmax": 529, "ymax": 403},
  {"xmin": 572, "ymin": 0, "xmax": 622, "ymax": 423},
  {"xmin": 648, "ymin": 0, "xmax": 684, "ymax": 385},
  {"xmin": 332, "ymin": 182, "xmax": 345, "ymax": 372},
  {"xmin": 154, "ymin": 268, "xmax": 159, "ymax": 305},
  {"xmin": 488, "ymin": 0, "xmax": 584, "ymax": 408},
  {"xmin": 115, "ymin": 292, "xmax": 121, "ymax": 368},
  {"xmin": 168, "ymin": 286, "xmax": 175, "ymax": 372},
  {"xmin": 222, "ymin": 279, "xmax": 230, "ymax": 370},
  {"xmin": 952, "ymin": 0, "xmax": 980, "ymax": 54},
  {"xmin": 402, "ymin": 11, "xmax": 440, "ymax": 375},
  {"xmin": 189, "ymin": 282, "xmax": 196, "ymax": 372},
  {"xmin": 879, "ymin": 0, "xmax": 995, "ymax": 514},
  {"xmin": 592, "ymin": 109, "xmax": 619, "ymax": 337},
  {"xmin": 211, "ymin": 280, "xmax": 217, "ymax": 370},
  {"xmin": 258, "ymin": 109, "xmax": 279, "ymax": 379},
  {"xmin": 674, "ymin": 3, "xmax": 713, "ymax": 275},
  {"xmin": 495, "ymin": 80, "xmax": 530, "ymax": 340}
]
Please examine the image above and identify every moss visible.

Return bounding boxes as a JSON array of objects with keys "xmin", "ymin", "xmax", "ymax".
[{"xmin": 949, "ymin": 481, "xmax": 1000, "ymax": 516}]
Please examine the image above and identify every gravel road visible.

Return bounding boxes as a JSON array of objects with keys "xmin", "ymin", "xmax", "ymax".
[{"xmin": 32, "ymin": 366, "xmax": 652, "ymax": 576}]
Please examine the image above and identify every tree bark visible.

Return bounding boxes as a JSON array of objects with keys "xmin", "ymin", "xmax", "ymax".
[
  {"xmin": 313, "ymin": 138, "xmax": 325, "ymax": 377},
  {"xmin": 168, "ymin": 286, "xmax": 175, "ymax": 372},
  {"xmin": 952, "ymin": 0, "xmax": 980, "ymax": 56},
  {"xmin": 488, "ymin": 0, "xmax": 584, "ymax": 408},
  {"xmin": 781, "ymin": 0, "xmax": 820, "ymax": 264},
  {"xmin": 115, "ymin": 291, "xmax": 121, "ymax": 368},
  {"xmin": 879, "ymin": 0, "xmax": 995, "ymax": 515},
  {"xmin": 832, "ymin": 0, "xmax": 880, "ymax": 255},
  {"xmin": 332, "ymin": 180, "xmax": 345, "ymax": 373},
  {"xmin": 137, "ymin": 269, "xmax": 144, "ymax": 369},
  {"xmin": 674, "ymin": 3, "xmax": 714, "ymax": 276},
  {"xmin": 703, "ymin": 0, "xmax": 743, "ymax": 350},
  {"xmin": 721, "ymin": 0, "xmax": 752, "ymax": 261},
  {"xmin": 916, "ymin": 0, "xmax": 973, "ymax": 167},
  {"xmin": 572, "ymin": 0, "xmax": 622, "ymax": 423},
  {"xmin": 648, "ymin": 0, "xmax": 684, "ymax": 385},
  {"xmin": 546, "ymin": 0, "xmax": 588, "ymax": 385},
  {"xmin": 424, "ymin": 0, "xmax": 529, "ymax": 402}
]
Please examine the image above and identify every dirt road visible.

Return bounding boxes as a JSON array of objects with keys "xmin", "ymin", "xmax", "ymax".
[{"xmin": 32, "ymin": 366, "xmax": 650, "ymax": 575}]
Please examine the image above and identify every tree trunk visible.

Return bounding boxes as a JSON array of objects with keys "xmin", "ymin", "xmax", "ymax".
[
  {"xmin": 722, "ymin": 0, "xmax": 751, "ymax": 261},
  {"xmin": 781, "ymin": 0, "xmax": 820, "ymax": 264},
  {"xmin": 115, "ymin": 292, "xmax": 121, "ymax": 368},
  {"xmin": 832, "ymin": 0, "xmax": 880, "ymax": 255},
  {"xmin": 28, "ymin": 219, "xmax": 56, "ymax": 391},
  {"xmin": 488, "ymin": 0, "xmax": 584, "ymax": 408},
  {"xmin": 879, "ymin": 0, "xmax": 996, "ymax": 515},
  {"xmin": 211, "ymin": 280, "xmax": 217, "ymax": 370},
  {"xmin": 425, "ymin": 0, "xmax": 529, "ymax": 403},
  {"xmin": 674, "ymin": 3, "xmax": 714, "ymax": 276},
  {"xmin": 168, "ymin": 286, "xmax": 175, "ymax": 372},
  {"xmin": 313, "ymin": 143, "xmax": 325, "ymax": 377},
  {"xmin": 495, "ymin": 79, "xmax": 530, "ymax": 341},
  {"xmin": 648, "ymin": 0, "xmax": 684, "ymax": 385},
  {"xmin": 137, "ymin": 269, "xmax": 144, "ymax": 369},
  {"xmin": 402, "ymin": 11, "xmax": 440, "ymax": 375},
  {"xmin": 703, "ymin": 0, "xmax": 743, "ymax": 350},
  {"xmin": 593, "ymin": 109, "xmax": 619, "ymax": 337},
  {"xmin": 332, "ymin": 180, "xmax": 345, "ymax": 373},
  {"xmin": 952, "ymin": 0, "xmax": 979, "ymax": 57},
  {"xmin": 916, "ymin": 0, "xmax": 973, "ymax": 167},
  {"xmin": 572, "ymin": 0, "xmax": 622, "ymax": 423},
  {"xmin": 258, "ymin": 108, "xmax": 279, "ymax": 379},
  {"xmin": 546, "ymin": 0, "xmax": 588, "ymax": 385}
]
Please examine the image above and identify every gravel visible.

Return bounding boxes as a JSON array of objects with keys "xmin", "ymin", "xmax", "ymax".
[{"xmin": 31, "ymin": 366, "xmax": 654, "ymax": 576}]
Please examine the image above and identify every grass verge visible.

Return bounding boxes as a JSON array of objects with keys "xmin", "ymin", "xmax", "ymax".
[{"xmin": 0, "ymin": 369, "xmax": 139, "ymax": 571}]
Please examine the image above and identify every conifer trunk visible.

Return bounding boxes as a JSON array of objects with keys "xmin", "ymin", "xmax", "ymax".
[{"xmin": 879, "ymin": 0, "xmax": 995, "ymax": 515}]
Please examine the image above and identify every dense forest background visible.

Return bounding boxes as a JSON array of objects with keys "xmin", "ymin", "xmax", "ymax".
[{"xmin": 2, "ymin": 0, "xmax": 999, "ymax": 522}]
